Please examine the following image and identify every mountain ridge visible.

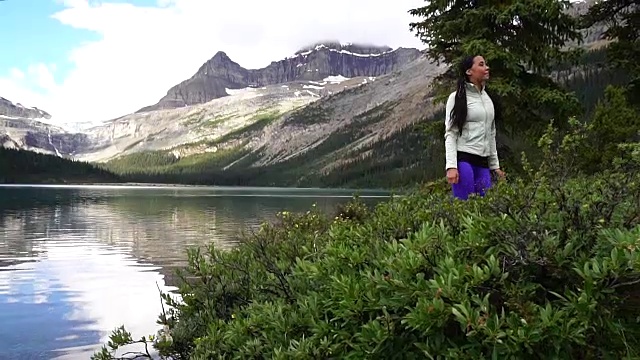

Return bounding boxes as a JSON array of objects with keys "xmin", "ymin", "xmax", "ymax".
[
  {"xmin": 0, "ymin": 96, "xmax": 51, "ymax": 120},
  {"xmin": 136, "ymin": 41, "xmax": 423, "ymax": 113},
  {"xmin": 0, "ymin": 95, "xmax": 95, "ymax": 157}
]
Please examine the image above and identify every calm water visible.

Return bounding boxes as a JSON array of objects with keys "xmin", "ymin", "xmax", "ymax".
[{"xmin": 0, "ymin": 185, "xmax": 389, "ymax": 359}]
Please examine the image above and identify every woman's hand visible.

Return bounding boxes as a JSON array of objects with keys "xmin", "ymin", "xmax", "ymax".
[
  {"xmin": 494, "ymin": 168, "xmax": 506, "ymax": 180},
  {"xmin": 446, "ymin": 168, "xmax": 459, "ymax": 184}
]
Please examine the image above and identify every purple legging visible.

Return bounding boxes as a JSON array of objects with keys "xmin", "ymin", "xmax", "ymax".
[{"xmin": 452, "ymin": 161, "xmax": 492, "ymax": 200}]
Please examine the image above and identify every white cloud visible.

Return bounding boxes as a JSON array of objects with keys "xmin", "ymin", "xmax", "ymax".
[
  {"xmin": 27, "ymin": 63, "xmax": 58, "ymax": 93},
  {"xmin": 2, "ymin": 0, "xmax": 425, "ymax": 124},
  {"xmin": 9, "ymin": 68, "xmax": 25, "ymax": 80},
  {"xmin": 0, "ymin": 238, "xmax": 176, "ymax": 358}
]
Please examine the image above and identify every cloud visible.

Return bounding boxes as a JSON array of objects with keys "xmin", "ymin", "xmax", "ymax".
[
  {"xmin": 0, "ymin": 237, "xmax": 175, "ymax": 357},
  {"xmin": 27, "ymin": 63, "xmax": 58, "ymax": 92},
  {"xmin": 9, "ymin": 68, "xmax": 25, "ymax": 80},
  {"xmin": 3, "ymin": 0, "xmax": 426, "ymax": 124}
]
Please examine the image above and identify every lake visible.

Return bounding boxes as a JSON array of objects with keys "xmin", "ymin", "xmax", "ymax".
[{"xmin": 0, "ymin": 184, "xmax": 391, "ymax": 359}]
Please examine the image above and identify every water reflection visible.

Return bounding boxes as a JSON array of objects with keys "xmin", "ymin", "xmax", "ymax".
[
  {"xmin": 0, "ymin": 240, "xmax": 171, "ymax": 359},
  {"xmin": 0, "ymin": 185, "xmax": 388, "ymax": 359}
]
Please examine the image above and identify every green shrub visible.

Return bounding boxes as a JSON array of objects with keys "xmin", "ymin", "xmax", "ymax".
[{"xmin": 94, "ymin": 121, "xmax": 640, "ymax": 359}]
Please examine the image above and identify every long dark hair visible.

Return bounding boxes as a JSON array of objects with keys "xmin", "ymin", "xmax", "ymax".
[{"xmin": 450, "ymin": 55, "xmax": 502, "ymax": 136}]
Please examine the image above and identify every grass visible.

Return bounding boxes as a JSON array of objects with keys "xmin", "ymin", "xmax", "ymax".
[
  {"xmin": 211, "ymin": 110, "xmax": 281, "ymax": 144},
  {"xmin": 199, "ymin": 112, "xmax": 239, "ymax": 129}
]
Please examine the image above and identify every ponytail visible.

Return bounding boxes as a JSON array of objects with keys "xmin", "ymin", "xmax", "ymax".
[
  {"xmin": 485, "ymin": 88, "xmax": 502, "ymax": 127},
  {"xmin": 451, "ymin": 78, "xmax": 468, "ymax": 136}
]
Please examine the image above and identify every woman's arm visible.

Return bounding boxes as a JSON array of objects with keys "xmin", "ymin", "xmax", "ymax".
[
  {"xmin": 444, "ymin": 92, "xmax": 458, "ymax": 170},
  {"xmin": 488, "ymin": 119, "xmax": 500, "ymax": 170}
]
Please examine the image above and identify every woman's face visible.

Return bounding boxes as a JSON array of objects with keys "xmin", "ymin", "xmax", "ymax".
[{"xmin": 466, "ymin": 55, "xmax": 490, "ymax": 83}]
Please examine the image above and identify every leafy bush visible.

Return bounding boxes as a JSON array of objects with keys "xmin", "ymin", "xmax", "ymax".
[{"xmin": 95, "ymin": 120, "xmax": 640, "ymax": 359}]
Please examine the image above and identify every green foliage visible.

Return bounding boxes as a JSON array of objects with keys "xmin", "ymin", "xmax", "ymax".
[
  {"xmin": 285, "ymin": 104, "xmax": 331, "ymax": 126},
  {"xmin": 0, "ymin": 147, "xmax": 120, "ymax": 184},
  {"xmin": 213, "ymin": 111, "xmax": 280, "ymax": 144},
  {"xmin": 409, "ymin": 0, "xmax": 583, "ymax": 136},
  {"xmin": 317, "ymin": 119, "xmax": 440, "ymax": 189},
  {"xmin": 332, "ymin": 196, "xmax": 371, "ymax": 223},
  {"xmin": 574, "ymin": 85, "xmax": 640, "ymax": 174},
  {"xmin": 179, "ymin": 110, "xmax": 207, "ymax": 127},
  {"xmin": 96, "ymin": 121, "xmax": 640, "ymax": 359},
  {"xmin": 103, "ymin": 145, "xmax": 249, "ymax": 184},
  {"xmin": 199, "ymin": 113, "xmax": 238, "ymax": 129},
  {"xmin": 551, "ymin": 47, "xmax": 629, "ymax": 119},
  {"xmin": 91, "ymin": 324, "xmax": 173, "ymax": 360},
  {"xmin": 104, "ymin": 151, "xmax": 178, "ymax": 171}
]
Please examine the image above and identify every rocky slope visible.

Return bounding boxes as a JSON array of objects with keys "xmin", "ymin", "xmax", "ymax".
[
  {"xmin": 0, "ymin": 96, "xmax": 91, "ymax": 157},
  {"xmin": 137, "ymin": 42, "xmax": 422, "ymax": 112},
  {"xmin": 567, "ymin": 0, "xmax": 610, "ymax": 49},
  {"xmin": 236, "ymin": 55, "xmax": 445, "ymax": 169},
  {"xmin": 0, "ymin": 97, "xmax": 51, "ymax": 120},
  {"xmin": 76, "ymin": 73, "xmax": 387, "ymax": 163}
]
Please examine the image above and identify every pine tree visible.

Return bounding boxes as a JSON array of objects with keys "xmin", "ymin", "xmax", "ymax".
[{"xmin": 408, "ymin": 0, "xmax": 584, "ymax": 136}]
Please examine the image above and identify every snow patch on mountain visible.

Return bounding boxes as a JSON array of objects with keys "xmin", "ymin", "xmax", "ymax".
[
  {"xmin": 323, "ymin": 75, "xmax": 350, "ymax": 84},
  {"xmin": 288, "ymin": 44, "xmax": 394, "ymax": 59}
]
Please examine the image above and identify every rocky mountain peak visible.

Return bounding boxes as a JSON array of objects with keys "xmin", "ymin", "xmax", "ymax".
[
  {"xmin": 136, "ymin": 40, "xmax": 423, "ymax": 113},
  {"xmin": 212, "ymin": 50, "xmax": 230, "ymax": 59},
  {"xmin": 0, "ymin": 96, "xmax": 52, "ymax": 120},
  {"xmin": 194, "ymin": 50, "xmax": 244, "ymax": 78},
  {"xmin": 210, "ymin": 51, "xmax": 233, "ymax": 65}
]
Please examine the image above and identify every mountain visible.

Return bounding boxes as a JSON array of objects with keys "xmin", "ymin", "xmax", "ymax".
[
  {"xmin": 75, "ymin": 71, "xmax": 386, "ymax": 163},
  {"xmin": 0, "ymin": 96, "xmax": 120, "ymax": 184},
  {"xmin": 136, "ymin": 41, "xmax": 422, "ymax": 113},
  {"xmin": 74, "ymin": 41, "xmax": 424, "ymax": 164},
  {"xmin": 0, "ymin": 96, "xmax": 93, "ymax": 157},
  {"xmin": 0, "ymin": 96, "xmax": 51, "ymax": 120},
  {"xmin": 100, "ymin": 55, "xmax": 448, "ymax": 187},
  {"xmin": 567, "ymin": 0, "xmax": 610, "ymax": 49}
]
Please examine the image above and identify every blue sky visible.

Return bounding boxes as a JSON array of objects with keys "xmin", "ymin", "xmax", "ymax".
[
  {"xmin": 0, "ymin": 1, "xmax": 89, "ymax": 86},
  {"xmin": 0, "ymin": 0, "xmax": 424, "ymax": 124},
  {"xmin": 0, "ymin": 0, "xmax": 158, "ymax": 85}
]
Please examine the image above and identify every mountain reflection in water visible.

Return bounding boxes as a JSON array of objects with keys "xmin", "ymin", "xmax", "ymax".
[{"xmin": 0, "ymin": 185, "xmax": 389, "ymax": 359}]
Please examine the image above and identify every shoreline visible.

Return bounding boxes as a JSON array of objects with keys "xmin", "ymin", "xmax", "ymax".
[{"xmin": 0, "ymin": 182, "xmax": 400, "ymax": 194}]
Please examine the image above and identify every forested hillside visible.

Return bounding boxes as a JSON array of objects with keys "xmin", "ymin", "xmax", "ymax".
[
  {"xmin": 0, "ymin": 147, "xmax": 120, "ymax": 184},
  {"xmin": 102, "ymin": 106, "xmax": 445, "ymax": 189}
]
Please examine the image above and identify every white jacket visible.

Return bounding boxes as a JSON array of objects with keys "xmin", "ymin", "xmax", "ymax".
[{"xmin": 444, "ymin": 82, "xmax": 499, "ymax": 170}]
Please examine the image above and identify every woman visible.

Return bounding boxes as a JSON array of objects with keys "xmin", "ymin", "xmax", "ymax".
[{"xmin": 444, "ymin": 55, "xmax": 505, "ymax": 200}]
